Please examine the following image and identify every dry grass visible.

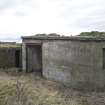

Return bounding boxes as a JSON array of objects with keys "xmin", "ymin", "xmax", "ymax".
[{"xmin": 0, "ymin": 70, "xmax": 105, "ymax": 105}]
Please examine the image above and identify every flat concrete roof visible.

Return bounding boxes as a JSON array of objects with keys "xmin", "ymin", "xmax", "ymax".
[{"xmin": 22, "ymin": 34, "xmax": 105, "ymax": 41}]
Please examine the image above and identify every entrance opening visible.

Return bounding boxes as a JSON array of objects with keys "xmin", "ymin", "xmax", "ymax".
[
  {"xmin": 26, "ymin": 44, "xmax": 42, "ymax": 74},
  {"xmin": 15, "ymin": 50, "xmax": 21, "ymax": 67},
  {"xmin": 103, "ymin": 48, "xmax": 105, "ymax": 69}
]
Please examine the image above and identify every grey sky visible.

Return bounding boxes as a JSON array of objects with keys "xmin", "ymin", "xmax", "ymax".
[{"xmin": 0, "ymin": 0, "xmax": 105, "ymax": 41}]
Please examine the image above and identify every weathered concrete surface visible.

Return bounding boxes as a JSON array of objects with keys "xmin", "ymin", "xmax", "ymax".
[
  {"xmin": 22, "ymin": 43, "xmax": 27, "ymax": 71},
  {"xmin": 22, "ymin": 35, "xmax": 105, "ymax": 90},
  {"xmin": 0, "ymin": 48, "xmax": 15, "ymax": 67},
  {"xmin": 42, "ymin": 41, "xmax": 105, "ymax": 89},
  {"xmin": 0, "ymin": 48, "xmax": 22, "ymax": 68}
]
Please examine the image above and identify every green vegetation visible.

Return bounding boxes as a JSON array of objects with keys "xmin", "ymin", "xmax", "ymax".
[
  {"xmin": 78, "ymin": 31, "xmax": 105, "ymax": 37},
  {"xmin": 35, "ymin": 33, "xmax": 60, "ymax": 37},
  {"xmin": 0, "ymin": 43, "xmax": 21, "ymax": 48},
  {"xmin": 0, "ymin": 70, "xmax": 104, "ymax": 105},
  {"xmin": 48, "ymin": 33, "xmax": 60, "ymax": 37}
]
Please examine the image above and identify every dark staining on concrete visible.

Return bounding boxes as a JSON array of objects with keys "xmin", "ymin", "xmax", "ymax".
[{"xmin": 0, "ymin": 42, "xmax": 22, "ymax": 68}]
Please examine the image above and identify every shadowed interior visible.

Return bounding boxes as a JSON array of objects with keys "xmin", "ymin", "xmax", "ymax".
[{"xmin": 26, "ymin": 44, "xmax": 42, "ymax": 73}]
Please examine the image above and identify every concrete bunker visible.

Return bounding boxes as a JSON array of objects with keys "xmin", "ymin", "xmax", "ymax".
[{"xmin": 26, "ymin": 44, "xmax": 42, "ymax": 73}]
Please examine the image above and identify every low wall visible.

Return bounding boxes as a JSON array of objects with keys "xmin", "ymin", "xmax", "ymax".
[{"xmin": 0, "ymin": 47, "xmax": 22, "ymax": 68}]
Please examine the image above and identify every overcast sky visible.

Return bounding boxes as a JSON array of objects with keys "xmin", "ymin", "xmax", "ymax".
[{"xmin": 0, "ymin": 0, "xmax": 105, "ymax": 41}]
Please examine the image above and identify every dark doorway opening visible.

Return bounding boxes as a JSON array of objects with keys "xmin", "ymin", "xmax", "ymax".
[
  {"xmin": 103, "ymin": 48, "xmax": 105, "ymax": 69},
  {"xmin": 15, "ymin": 50, "xmax": 21, "ymax": 68},
  {"xmin": 26, "ymin": 44, "xmax": 42, "ymax": 74}
]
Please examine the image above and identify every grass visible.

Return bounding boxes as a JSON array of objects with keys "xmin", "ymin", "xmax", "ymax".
[
  {"xmin": 0, "ymin": 43, "xmax": 21, "ymax": 48},
  {"xmin": 0, "ymin": 70, "xmax": 105, "ymax": 105}
]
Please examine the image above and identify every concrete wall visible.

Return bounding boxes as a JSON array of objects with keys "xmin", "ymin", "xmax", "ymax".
[
  {"xmin": 22, "ymin": 43, "xmax": 27, "ymax": 71},
  {"xmin": 0, "ymin": 48, "xmax": 22, "ymax": 68},
  {"xmin": 42, "ymin": 41, "xmax": 105, "ymax": 90}
]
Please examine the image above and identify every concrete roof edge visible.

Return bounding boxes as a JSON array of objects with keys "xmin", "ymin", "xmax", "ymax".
[{"xmin": 21, "ymin": 36, "xmax": 105, "ymax": 41}]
